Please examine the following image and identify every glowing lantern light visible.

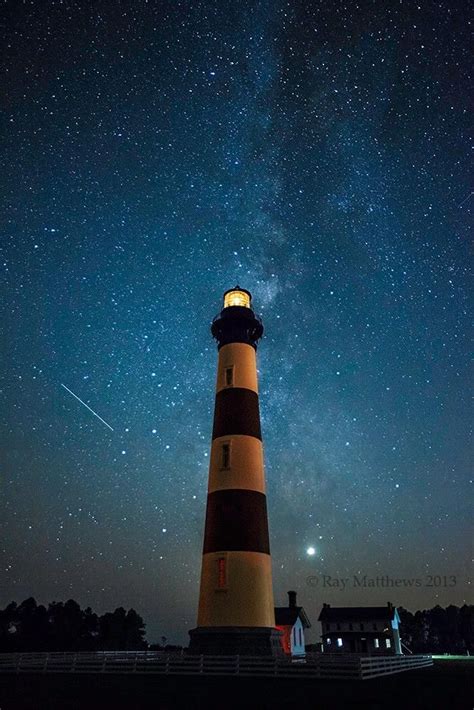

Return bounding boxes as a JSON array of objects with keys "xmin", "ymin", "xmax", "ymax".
[{"xmin": 224, "ymin": 288, "xmax": 251, "ymax": 309}]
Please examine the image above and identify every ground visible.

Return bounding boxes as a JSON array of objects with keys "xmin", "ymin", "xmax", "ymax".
[{"xmin": 0, "ymin": 659, "xmax": 472, "ymax": 709}]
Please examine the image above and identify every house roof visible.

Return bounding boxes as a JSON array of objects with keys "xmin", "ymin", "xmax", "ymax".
[
  {"xmin": 275, "ymin": 606, "xmax": 311, "ymax": 629},
  {"xmin": 318, "ymin": 605, "xmax": 397, "ymax": 622}
]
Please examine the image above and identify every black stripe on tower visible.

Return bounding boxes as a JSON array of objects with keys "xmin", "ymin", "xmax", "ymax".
[
  {"xmin": 203, "ymin": 489, "xmax": 270, "ymax": 554},
  {"xmin": 212, "ymin": 388, "xmax": 261, "ymax": 440}
]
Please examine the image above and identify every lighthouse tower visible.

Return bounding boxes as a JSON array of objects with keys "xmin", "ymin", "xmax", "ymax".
[{"xmin": 189, "ymin": 287, "xmax": 281, "ymax": 655}]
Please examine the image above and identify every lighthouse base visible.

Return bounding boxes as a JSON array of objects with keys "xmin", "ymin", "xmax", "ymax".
[{"xmin": 188, "ymin": 626, "xmax": 283, "ymax": 656}]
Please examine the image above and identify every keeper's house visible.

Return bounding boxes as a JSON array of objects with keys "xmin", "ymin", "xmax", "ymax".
[
  {"xmin": 318, "ymin": 602, "xmax": 402, "ymax": 654},
  {"xmin": 275, "ymin": 591, "xmax": 311, "ymax": 657}
]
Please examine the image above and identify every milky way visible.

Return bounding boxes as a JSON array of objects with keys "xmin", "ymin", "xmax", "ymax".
[{"xmin": 1, "ymin": 1, "xmax": 471, "ymax": 644}]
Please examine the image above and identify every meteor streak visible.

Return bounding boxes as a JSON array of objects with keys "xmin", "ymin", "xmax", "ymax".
[
  {"xmin": 61, "ymin": 383, "xmax": 114, "ymax": 431},
  {"xmin": 457, "ymin": 191, "xmax": 473, "ymax": 208}
]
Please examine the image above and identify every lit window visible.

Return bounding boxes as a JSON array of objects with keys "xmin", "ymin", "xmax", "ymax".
[
  {"xmin": 221, "ymin": 443, "xmax": 230, "ymax": 469},
  {"xmin": 217, "ymin": 558, "xmax": 226, "ymax": 588},
  {"xmin": 385, "ymin": 638, "xmax": 391, "ymax": 648},
  {"xmin": 374, "ymin": 638, "xmax": 379, "ymax": 648},
  {"xmin": 225, "ymin": 367, "xmax": 234, "ymax": 386},
  {"xmin": 224, "ymin": 290, "xmax": 250, "ymax": 308},
  {"xmin": 326, "ymin": 638, "xmax": 331, "ymax": 645},
  {"xmin": 336, "ymin": 638, "xmax": 343, "ymax": 647}
]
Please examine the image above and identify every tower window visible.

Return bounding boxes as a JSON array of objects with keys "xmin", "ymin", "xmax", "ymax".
[
  {"xmin": 374, "ymin": 638, "xmax": 380, "ymax": 648},
  {"xmin": 385, "ymin": 638, "xmax": 391, "ymax": 648},
  {"xmin": 225, "ymin": 367, "xmax": 234, "ymax": 386},
  {"xmin": 337, "ymin": 638, "xmax": 343, "ymax": 647},
  {"xmin": 221, "ymin": 443, "xmax": 230, "ymax": 469},
  {"xmin": 217, "ymin": 557, "xmax": 227, "ymax": 588}
]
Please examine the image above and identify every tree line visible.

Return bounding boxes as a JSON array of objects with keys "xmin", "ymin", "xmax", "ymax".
[
  {"xmin": 0, "ymin": 598, "xmax": 147, "ymax": 652},
  {"xmin": 1, "ymin": 599, "xmax": 472, "ymax": 653},
  {"xmin": 398, "ymin": 604, "xmax": 473, "ymax": 654}
]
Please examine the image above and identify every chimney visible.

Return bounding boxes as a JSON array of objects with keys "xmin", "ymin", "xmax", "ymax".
[
  {"xmin": 323, "ymin": 603, "xmax": 330, "ymax": 609},
  {"xmin": 387, "ymin": 602, "xmax": 393, "ymax": 610},
  {"xmin": 288, "ymin": 591, "xmax": 297, "ymax": 608}
]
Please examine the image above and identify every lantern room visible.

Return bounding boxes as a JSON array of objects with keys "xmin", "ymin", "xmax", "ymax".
[{"xmin": 223, "ymin": 287, "xmax": 251, "ymax": 309}]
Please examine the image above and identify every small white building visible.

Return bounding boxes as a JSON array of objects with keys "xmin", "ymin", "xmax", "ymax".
[
  {"xmin": 275, "ymin": 591, "xmax": 311, "ymax": 657},
  {"xmin": 318, "ymin": 602, "xmax": 402, "ymax": 655}
]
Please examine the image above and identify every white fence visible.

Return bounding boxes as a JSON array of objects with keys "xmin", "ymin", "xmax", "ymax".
[
  {"xmin": 359, "ymin": 654, "xmax": 433, "ymax": 678},
  {"xmin": 0, "ymin": 651, "xmax": 432, "ymax": 680}
]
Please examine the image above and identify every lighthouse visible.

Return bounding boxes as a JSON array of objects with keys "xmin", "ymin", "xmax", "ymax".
[{"xmin": 189, "ymin": 287, "xmax": 281, "ymax": 655}]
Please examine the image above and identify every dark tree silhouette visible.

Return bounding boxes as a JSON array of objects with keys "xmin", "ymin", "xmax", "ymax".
[
  {"xmin": 399, "ymin": 604, "xmax": 474, "ymax": 654},
  {"xmin": 0, "ymin": 599, "xmax": 147, "ymax": 652},
  {"xmin": 98, "ymin": 607, "xmax": 147, "ymax": 651},
  {"xmin": 0, "ymin": 602, "xmax": 18, "ymax": 651},
  {"xmin": 124, "ymin": 609, "xmax": 146, "ymax": 650},
  {"xmin": 82, "ymin": 607, "xmax": 100, "ymax": 647}
]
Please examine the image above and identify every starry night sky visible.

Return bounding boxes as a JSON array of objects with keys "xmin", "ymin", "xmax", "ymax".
[{"xmin": 1, "ymin": 1, "xmax": 471, "ymax": 645}]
